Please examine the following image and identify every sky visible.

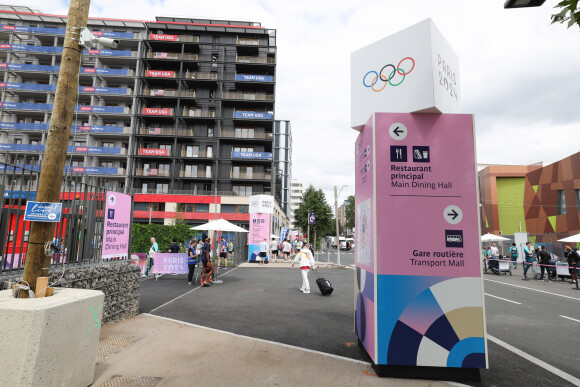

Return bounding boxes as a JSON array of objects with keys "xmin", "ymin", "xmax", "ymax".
[{"xmin": 7, "ymin": 0, "xmax": 580, "ymax": 207}]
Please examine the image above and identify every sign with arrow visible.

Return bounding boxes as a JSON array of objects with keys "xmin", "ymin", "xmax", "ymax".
[
  {"xmin": 444, "ymin": 205, "xmax": 463, "ymax": 225},
  {"xmin": 388, "ymin": 122, "xmax": 407, "ymax": 141}
]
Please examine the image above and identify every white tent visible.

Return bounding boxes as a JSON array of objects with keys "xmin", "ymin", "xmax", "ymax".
[
  {"xmin": 558, "ymin": 234, "xmax": 580, "ymax": 243},
  {"xmin": 480, "ymin": 233, "xmax": 510, "ymax": 242},
  {"xmin": 190, "ymin": 218, "xmax": 248, "ymax": 233}
]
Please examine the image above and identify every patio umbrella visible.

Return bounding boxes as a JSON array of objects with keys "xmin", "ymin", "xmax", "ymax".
[
  {"xmin": 480, "ymin": 233, "xmax": 510, "ymax": 242},
  {"xmin": 558, "ymin": 233, "xmax": 580, "ymax": 243},
  {"xmin": 190, "ymin": 218, "xmax": 248, "ymax": 284},
  {"xmin": 190, "ymin": 218, "xmax": 248, "ymax": 233},
  {"xmin": 270, "ymin": 234, "xmax": 279, "ymax": 239}
]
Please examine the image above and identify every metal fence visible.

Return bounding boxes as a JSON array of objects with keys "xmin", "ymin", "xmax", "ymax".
[
  {"xmin": 0, "ymin": 162, "xmax": 108, "ymax": 283},
  {"xmin": 486, "ymin": 233, "xmax": 572, "ymax": 259}
]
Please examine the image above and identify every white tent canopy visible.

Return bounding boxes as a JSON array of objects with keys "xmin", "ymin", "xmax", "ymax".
[
  {"xmin": 480, "ymin": 233, "xmax": 510, "ymax": 242},
  {"xmin": 558, "ymin": 234, "xmax": 580, "ymax": 243},
  {"xmin": 190, "ymin": 218, "xmax": 248, "ymax": 233}
]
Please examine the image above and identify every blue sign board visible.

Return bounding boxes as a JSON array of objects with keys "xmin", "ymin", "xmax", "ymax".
[
  {"xmin": 24, "ymin": 201, "xmax": 62, "ymax": 222},
  {"xmin": 82, "ymin": 49, "xmax": 133, "ymax": 57},
  {"xmin": 233, "ymin": 111, "xmax": 273, "ymax": 120},
  {"xmin": 0, "ymin": 101, "xmax": 127, "ymax": 114},
  {"xmin": 235, "ymin": 74, "xmax": 273, "ymax": 82},
  {"xmin": 0, "ymin": 82, "xmax": 128, "ymax": 95},
  {"xmin": 0, "ymin": 25, "xmax": 135, "ymax": 39},
  {"xmin": 3, "ymin": 190, "xmax": 37, "ymax": 200},
  {"xmin": 279, "ymin": 227, "xmax": 290, "ymax": 241},
  {"xmin": 0, "ymin": 143, "xmax": 44, "ymax": 152},
  {"xmin": 0, "ymin": 62, "xmax": 60, "ymax": 72},
  {"xmin": 231, "ymin": 151, "xmax": 272, "ymax": 160},
  {"xmin": 0, "ymin": 44, "xmax": 63, "ymax": 53},
  {"xmin": 81, "ymin": 67, "xmax": 129, "ymax": 75},
  {"xmin": 0, "ymin": 122, "xmax": 124, "ymax": 133}
]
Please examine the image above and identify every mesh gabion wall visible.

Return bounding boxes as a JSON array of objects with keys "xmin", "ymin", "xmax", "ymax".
[{"xmin": 1, "ymin": 261, "xmax": 140, "ymax": 324}]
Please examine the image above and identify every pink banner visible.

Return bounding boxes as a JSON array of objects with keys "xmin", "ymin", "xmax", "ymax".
[
  {"xmin": 249, "ymin": 213, "xmax": 270, "ymax": 245},
  {"xmin": 152, "ymin": 253, "xmax": 188, "ymax": 274},
  {"xmin": 102, "ymin": 191, "xmax": 132, "ymax": 259}
]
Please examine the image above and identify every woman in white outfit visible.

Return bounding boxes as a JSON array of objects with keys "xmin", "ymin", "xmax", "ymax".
[{"xmin": 292, "ymin": 244, "xmax": 316, "ymax": 294}]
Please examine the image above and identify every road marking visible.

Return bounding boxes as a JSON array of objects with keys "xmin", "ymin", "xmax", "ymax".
[
  {"xmin": 488, "ymin": 335, "xmax": 580, "ymax": 386},
  {"xmin": 559, "ymin": 315, "xmax": 580, "ymax": 323},
  {"xmin": 143, "ymin": 313, "xmax": 372, "ymax": 365},
  {"xmin": 149, "ymin": 267, "xmax": 239, "ymax": 313},
  {"xmin": 484, "ymin": 293, "xmax": 521, "ymax": 304},
  {"xmin": 484, "ymin": 278, "xmax": 580, "ymax": 302}
]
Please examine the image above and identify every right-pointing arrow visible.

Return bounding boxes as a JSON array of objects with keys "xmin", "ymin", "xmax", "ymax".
[{"xmin": 448, "ymin": 209, "xmax": 459, "ymax": 221}]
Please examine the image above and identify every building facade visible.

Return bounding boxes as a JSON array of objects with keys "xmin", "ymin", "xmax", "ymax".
[
  {"xmin": 478, "ymin": 152, "xmax": 580, "ymax": 242},
  {"xmin": 289, "ymin": 178, "xmax": 303, "ymax": 225},
  {"xmin": 0, "ymin": 5, "xmax": 289, "ymax": 230},
  {"xmin": 273, "ymin": 119, "xmax": 291, "ymax": 217}
]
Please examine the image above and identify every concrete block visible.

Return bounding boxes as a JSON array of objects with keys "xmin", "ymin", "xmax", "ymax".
[{"xmin": 0, "ymin": 288, "xmax": 105, "ymax": 387}]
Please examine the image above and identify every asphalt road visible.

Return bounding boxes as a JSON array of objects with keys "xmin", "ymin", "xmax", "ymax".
[{"xmin": 140, "ymin": 262, "xmax": 579, "ymax": 386}]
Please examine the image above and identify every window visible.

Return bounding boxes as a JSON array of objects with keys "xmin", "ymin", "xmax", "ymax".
[
  {"xmin": 185, "ymin": 145, "xmax": 199, "ymax": 158},
  {"xmin": 71, "ymin": 160, "xmax": 82, "ymax": 167},
  {"xmin": 134, "ymin": 202, "xmax": 165, "ymax": 211},
  {"xmin": 576, "ymin": 189, "xmax": 580, "ymax": 213},
  {"xmin": 100, "ymin": 161, "xmax": 114, "ymax": 168},
  {"xmin": 235, "ymin": 127, "xmax": 254, "ymax": 138},
  {"xmin": 185, "ymin": 165, "xmax": 198, "ymax": 177},
  {"xmin": 233, "ymin": 146, "xmax": 254, "ymax": 153},
  {"xmin": 14, "ymin": 138, "xmax": 22, "ymax": 144},
  {"xmin": 158, "ymin": 164, "xmax": 170, "ymax": 176},
  {"xmin": 207, "ymin": 146, "xmax": 213, "ymax": 158},
  {"xmin": 160, "ymin": 144, "xmax": 172, "ymax": 152},
  {"xmin": 74, "ymin": 141, "xmax": 85, "ymax": 147},
  {"xmin": 102, "ymin": 141, "xmax": 115, "ymax": 148},
  {"xmin": 221, "ymin": 204, "xmax": 249, "ymax": 214},
  {"xmin": 156, "ymin": 183, "xmax": 169, "ymax": 194},
  {"xmin": 194, "ymin": 203, "xmax": 209, "ymax": 213},
  {"xmin": 232, "ymin": 166, "xmax": 252, "ymax": 178},
  {"xmin": 211, "ymin": 53, "xmax": 219, "ymax": 67},
  {"xmin": 205, "ymin": 165, "xmax": 212, "ymax": 178},
  {"xmin": 557, "ymin": 190, "xmax": 566, "ymax": 215},
  {"xmin": 207, "ymin": 127, "xmax": 214, "ymax": 137},
  {"xmin": 233, "ymin": 185, "xmax": 252, "ymax": 196},
  {"xmin": 30, "ymin": 140, "xmax": 40, "ymax": 145}
]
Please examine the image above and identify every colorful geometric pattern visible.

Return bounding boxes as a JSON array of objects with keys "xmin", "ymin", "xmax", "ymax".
[{"xmin": 378, "ymin": 275, "xmax": 486, "ymax": 368}]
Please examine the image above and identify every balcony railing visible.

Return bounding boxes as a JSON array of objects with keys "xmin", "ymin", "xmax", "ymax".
[
  {"xmin": 179, "ymin": 170, "xmax": 212, "ymax": 178},
  {"xmin": 236, "ymin": 38, "xmax": 260, "ymax": 46},
  {"xmin": 139, "ymin": 127, "xmax": 175, "ymax": 136},
  {"xmin": 135, "ymin": 169, "xmax": 171, "ymax": 177},
  {"xmin": 236, "ymin": 56, "xmax": 275, "ymax": 64},
  {"xmin": 180, "ymin": 150, "xmax": 212, "ymax": 158},
  {"xmin": 182, "ymin": 108, "xmax": 216, "ymax": 118},
  {"xmin": 133, "ymin": 189, "xmax": 251, "ymax": 196},
  {"xmin": 230, "ymin": 172, "xmax": 271, "ymax": 180},
  {"xmin": 177, "ymin": 129, "xmax": 195, "ymax": 137},
  {"xmin": 143, "ymin": 88, "xmax": 178, "ymax": 97},
  {"xmin": 184, "ymin": 70, "xmax": 218, "ymax": 80},
  {"xmin": 219, "ymin": 130, "xmax": 272, "ymax": 140},
  {"xmin": 222, "ymin": 91, "xmax": 274, "ymax": 101}
]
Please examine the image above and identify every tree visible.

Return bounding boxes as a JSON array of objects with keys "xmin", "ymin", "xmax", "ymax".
[
  {"xmin": 551, "ymin": 1, "xmax": 579, "ymax": 29},
  {"xmin": 344, "ymin": 195, "xmax": 355, "ymax": 230},
  {"xmin": 293, "ymin": 185, "xmax": 333, "ymax": 250}
]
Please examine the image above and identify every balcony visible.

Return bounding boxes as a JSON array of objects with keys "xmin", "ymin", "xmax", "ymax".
[
  {"xmin": 236, "ymin": 38, "xmax": 260, "ymax": 46},
  {"xmin": 148, "ymin": 34, "xmax": 200, "ymax": 43},
  {"xmin": 230, "ymin": 171, "xmax": 271, "ymax": 180},
  {"xmin": 222, "ymin": 91, "xmax": 274, "ymax": 101},
  {"xmin": 145, "ymin": 51, "xmax": 198, "ymax": 61},
  {"xmin": 135, "ymin": 168, "xmax": 171, "ymax": 177},
  {"xmin": 139, "ymin": 126, "xmax": 175, "ymax": 136},
  {"xmin": 236, "ymin": 56, "xmax": 275, "ymax": 64},
  {"xmin": 179, "ymin": 170, "xmax": 212, "ymax": 178},
  {"xmin": 182, "ymin": 108, "xmax": 216, "ymax": 118},
  {"xmin": 142, "ymin": 88, "xmax": 179, "ymax": 97},
  {"xmin": 184, "ymin": 70, "xmax": 218, "ymax": 80},
  {"xmin": 219, "ymin": 130, "xmax": 272, "ymax": 140},
  {"xmin": 180, "ymin": 149, "xmax": 212, "ymax": 158}
]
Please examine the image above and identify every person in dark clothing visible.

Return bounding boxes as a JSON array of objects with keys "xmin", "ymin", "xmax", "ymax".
[
  {"xmin": 564, "ymin": 245, "xmax": 580, "ymax": 283},
  {"xmin": 201, "ymin": 237, "xmax": 214, "ymax": 286},
  {"xmin": 187, "ymin": 239, "xmax": 198, "ymax": 285},
  {"xmin": 168, "ymin": 238, "xmax": 180, "ymax": 253},
  {"xmin": 537, "ymin": 245, "xmax": 551, "ymax": 280}
]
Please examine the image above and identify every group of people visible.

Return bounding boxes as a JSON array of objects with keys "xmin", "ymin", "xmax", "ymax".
[{"xmin": 483, "ymin": 241, "xmax": 580, "ymax": 282}]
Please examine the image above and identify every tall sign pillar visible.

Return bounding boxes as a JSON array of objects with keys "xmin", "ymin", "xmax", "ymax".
[
  {"xmin": 248, "ymin": 194, "xmax": 274, "ymax": 262},
  {"xmin": 351, "ymin": 19, "xmax": 487, "ymax": 378}
]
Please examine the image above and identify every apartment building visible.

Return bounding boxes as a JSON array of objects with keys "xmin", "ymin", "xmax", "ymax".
[
  {"xmin": 0, "ymin": 4, "xmax": 289, "ymax": 229},
  {"xmin": 289, "ymin": 178, "xmax": 304, "ymax": 225}
]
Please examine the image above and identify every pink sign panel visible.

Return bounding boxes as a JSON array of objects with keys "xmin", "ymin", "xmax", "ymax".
[
  {"xmin": 102, "ymin": 191, "xmax": 132, "ymax": 259},
  {"xmin": 152, "ymin": 253, "xmax": 188, "ymax": 274},
  {"xmin": 249, "ymin": 213, "xmax": 270, "ymax": 245},
  {"xmin": 374, "ymin": 113, "xmax": 479, "ymax": 277}
]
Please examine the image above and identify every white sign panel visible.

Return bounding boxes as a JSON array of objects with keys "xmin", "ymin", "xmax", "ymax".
[
  {"xmin": 249, "ymin": 194, "xmax": 274, "ymax": 214},
  {"xmin": 350, "ymin": 18, "xmax": 461, "ymax": 130}
]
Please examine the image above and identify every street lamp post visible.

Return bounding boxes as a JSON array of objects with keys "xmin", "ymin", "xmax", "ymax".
[{"xmin": 334, "ymin": 185, "xmax": 347, "ymax": 266}]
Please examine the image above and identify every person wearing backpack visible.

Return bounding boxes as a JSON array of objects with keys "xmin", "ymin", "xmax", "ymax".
[
  {"xmin": 509, "ymin": 243, "xmax": 518, "ymax": 269},
  {"xmin": 292, "ymin": 242, "xmax": 316, "ymax": 294}
]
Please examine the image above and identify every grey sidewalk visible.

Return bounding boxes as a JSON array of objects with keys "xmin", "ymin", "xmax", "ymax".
[{"xmin": 93, "ymin": 313, "xmax": 449, "ymax": 387}]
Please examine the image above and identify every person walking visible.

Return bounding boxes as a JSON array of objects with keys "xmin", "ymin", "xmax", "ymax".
[
  {"xmin": 187, "ymin": 239, "xmax": 198, "ymax": 285},
  {"xmin": 282, "ymin": 238, "xmax": 292, "ymax": 262},
  {"xmin": 143, "ymin": 236, "xmax": 159, "ymax": 278},
  {"xmin": 292, "ymin": 243, "xmax": 316, "ymax": 294},
  {"xmin": 201, "ymin": 237, "xmax": 214, "ymax": 286},
  {"xmin": 219, "ymin": 237, "xmax": 228, "ymax": 267},
  {"xmin": 509, "ymin": 243, "xmax": 518, "ymax": 269},
  {"xmin": 259, "ymin": 238, "xmax": 268, "ymax": 265},
  {"xmin": 537, "ymin": 245, "xmax": 551, "ymax": 280},
  {"xmin": 523, "ymin": 242, "xmax": 535, "ymax": 280},
  {"xmin": 269, "ymin": 237, "xmax": 279, "ymax": 263}
]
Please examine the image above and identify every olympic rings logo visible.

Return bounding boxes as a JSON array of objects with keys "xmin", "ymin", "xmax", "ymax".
[{"xmin": 362, "ymin": 57, "xmax": 415, "ymax": 92}]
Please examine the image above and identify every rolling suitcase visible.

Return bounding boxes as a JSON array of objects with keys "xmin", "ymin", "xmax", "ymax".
[{"xmin": 313, "ymin": 269, "xmax": 333, "ymax": 296}]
